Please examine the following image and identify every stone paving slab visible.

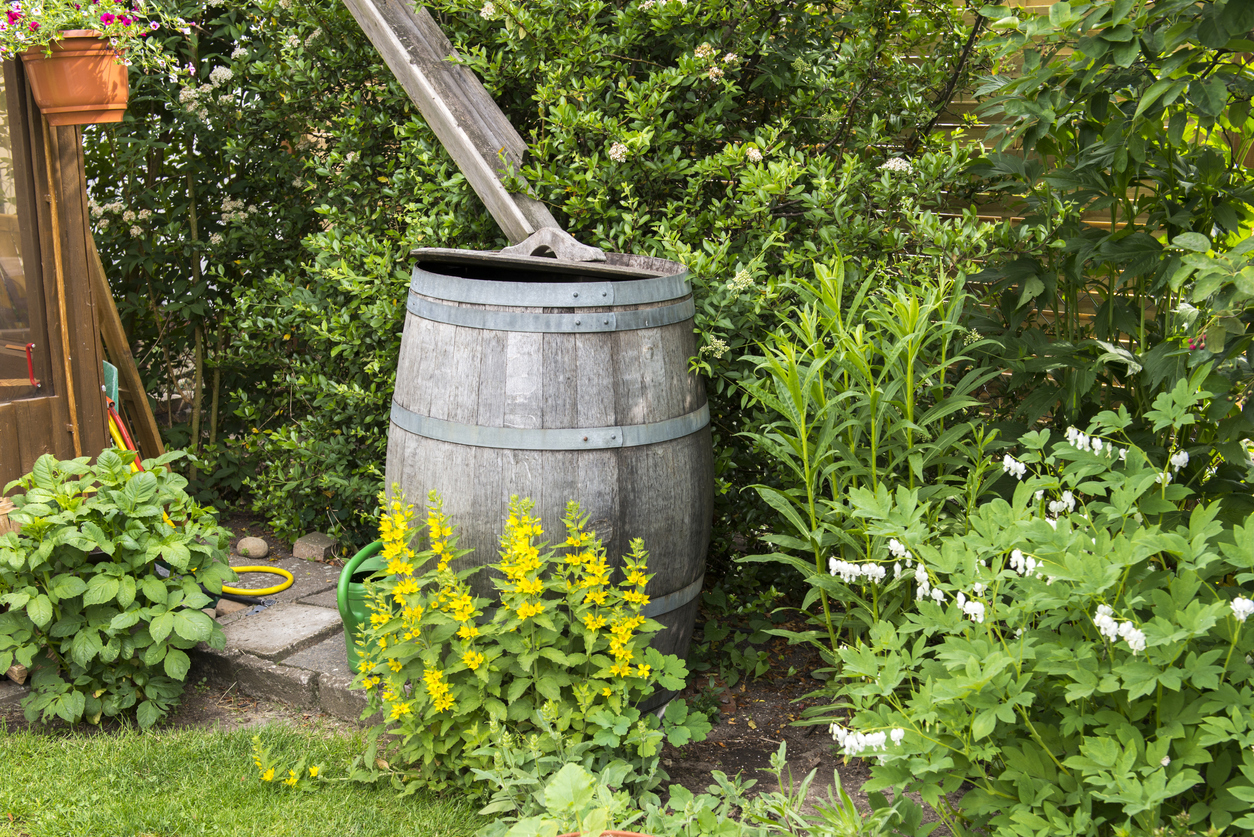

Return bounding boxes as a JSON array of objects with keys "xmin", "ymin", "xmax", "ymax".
[
  {"xmin": 221, "ymin": 603, "xmax": 342, "ymax": 662},
  {"xmin": 283, "ymin": 631, "xmax": 353, "ymax": 679},
  {"xmin": 193, "ymin": 645, "xmax": 318, "ymax": 710},
  {"xmin": 225, "ymin": 554, "xmax": 340, "ymax": 605},
  {"xmin": 297, "ymin": 589, "xmax": 340, "ymax": 610}
]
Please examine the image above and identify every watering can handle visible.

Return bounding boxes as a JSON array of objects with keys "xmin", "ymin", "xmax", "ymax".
[{"xmin": 337, "ymin": 541, "xmax": 384, "ymax": 624}]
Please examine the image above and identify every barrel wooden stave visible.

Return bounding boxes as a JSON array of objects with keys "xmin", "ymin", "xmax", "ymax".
[{"xmin": 385, "ymin": 253, "xmax": 712, "ymax": 701}]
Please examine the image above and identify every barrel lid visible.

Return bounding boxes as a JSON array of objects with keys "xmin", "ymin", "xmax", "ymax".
[{"xmin": 410, "ymin": 248, "xmax": 685, "ymax": 281}]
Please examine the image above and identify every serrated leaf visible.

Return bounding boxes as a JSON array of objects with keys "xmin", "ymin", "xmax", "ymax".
[
  {"xmin": 164, "ymin": 648, "xmax": 191, "ymax": 680},
  {"xmin": 149, "ymin": 611, "xmax": 174, "ymax": 643},
  {"xmin": 70, "ymin": 630, "xmax": 103, "ymax": 667},
  {"xmin": 117, "ymin": 576, "xmax": 136, "ymax": 609},
  {"xmin": 27, "ymin": 594, "xmax": 52, "ymax": 627},
  {"xmin": 141, "ymin": 575, "xmax": 167, "ymax": 604},
  {"xmin": 50, "ymin": 575, "xmax": 87, "ymax": 600},
  {"xmin": 172, "ymin": 609, "xmax": 212, "ymax": 642},
  {"xmin": 109, "ymin": 610, "xmax": 141, "ymax": 632},
  {"xmin": 1173, "ymin": 232, "xmax": 1211, "ymax": 252},
  {"xmin": 136, "ymin": 699, "xmax": 161, "ymax": 728},
  {"xmin": 83, "ymin": 576, "xmax": 120, "ymax": 606}
]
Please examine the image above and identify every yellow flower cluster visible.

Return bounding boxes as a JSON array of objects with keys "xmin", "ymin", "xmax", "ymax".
[
  {"xmin": 462, "ymin": 649, "xmax": 486, "ymax": 670},
  {"xmin": 424, "ymin": 667, "xmax": 455, "ymax": 712},
  {"xmin": 500, "ymin": 499, "xmax": 548, "ymax": 622},
  {"xmin": 428, "ymin": 507, "xmax": 454, "ymax": 571}
]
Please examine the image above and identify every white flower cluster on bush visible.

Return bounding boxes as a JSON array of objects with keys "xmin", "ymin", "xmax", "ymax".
[
  {"xmin": 1002, "ymin": 454, "xmax": 1027, "ymax": 479},
  {"xmin": 830, "ymin": 723, "xmax": 905, "ymax": 757},
  {"xmin": 1066, "ymin": 426, "xmax": 1128, "ymax": 460},
  {"xmin": 1232, "ymin": 597, "xmax": 1254, "ymax": 623},
  {"xmin": 828, "ymin": 557, "xmax": 886, "ymax": 584},
  {"xmin": 1008, "ymin": 548, "xmax": 1040, "ymax": 576},
  {"xmin": 1047, "ymin": 490, "xmax": 1076, "ymax": 516},
  {"xmin": 1094, "ymin": 604, "xmax": 1146, "ymax": 654},
  {"xmin": 955, "ymin": 591, "xmax": 985, "ymax": 623}
]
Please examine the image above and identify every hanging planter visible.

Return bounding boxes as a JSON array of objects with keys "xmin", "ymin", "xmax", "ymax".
[{"xmin": 20, "ymin": 30, "xmax": 128, "ymax": 126}]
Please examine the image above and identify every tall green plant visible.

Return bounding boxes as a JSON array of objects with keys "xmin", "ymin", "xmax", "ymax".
[{"xmin": 740, "ymin": 259, "xmax": 999, "ymax": 658}]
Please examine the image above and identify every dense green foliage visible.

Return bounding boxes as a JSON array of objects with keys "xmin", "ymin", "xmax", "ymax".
[
  {"xmin": 0, "ymin": 451, "xmax": 234, "ymax": 728},
  {"xmin": 87, "ymin": 0, "xmax": 994, "ymax": 551},
  {"xmin": 971, "ymin": 0, "xmax": 1254, "ymax": 465}
]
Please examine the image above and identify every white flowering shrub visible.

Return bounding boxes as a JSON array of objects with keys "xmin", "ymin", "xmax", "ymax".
[{"xmin": 825, "ymin": 374, "xmax": 1254, "ymax": 836}]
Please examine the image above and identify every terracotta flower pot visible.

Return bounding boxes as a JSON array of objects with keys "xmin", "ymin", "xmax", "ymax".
[{"xmin": 20, "ymin": 30, "xmax": 128, "ymax": 126}]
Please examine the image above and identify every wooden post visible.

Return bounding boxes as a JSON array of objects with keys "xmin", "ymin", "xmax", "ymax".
[
  {"xmin": 86, "ymin": 231, "xmax": 165, "ymax": 459},
  {"xmin": 341, "ymin": 0, "xmax": 560, "ymax": 243}
]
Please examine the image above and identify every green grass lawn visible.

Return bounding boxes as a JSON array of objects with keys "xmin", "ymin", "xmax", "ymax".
[{"xmin": 0, "ymin": 722, "xmax": 484, "ymax": 837}]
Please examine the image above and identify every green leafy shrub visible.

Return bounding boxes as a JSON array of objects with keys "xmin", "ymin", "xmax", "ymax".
[
  {"xmin": 825, "ymin": 373, "xmax": 1254, "ymax": 835},
  {"xmin": 0, "ymin": 451, "xmax": 235, "ymax": 728},
  {"xmin": 970, "ymin": 0, "xmax": 1254, "ymax": 454},
  {"xmin": 350, "ymin": 492, "xmax": 709, "ymax": 797},
  {"xmin": 740, "ymin": 257, "xmax": 999, "ymax": 658},
  {"xmin": 90, "ymin": 0, "xmax": 999, "ymax": 557}
]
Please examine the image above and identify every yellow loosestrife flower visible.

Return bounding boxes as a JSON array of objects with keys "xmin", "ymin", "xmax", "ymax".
[
  {"xmin": 516, "ymin": 600, "xmax": 545, "ymax": 620},
  {"xmin": 261, "ymin": 768, "xmax": 275, "ymax": 782},
  {"xmin": 387, "ymin": 557, "xmax": 415, "ymax": 576},
  {"xmin": 309, "ymin": 766, "xmax": 320, "ymax": 778},
  {"xmin": 284, "ymin": 770, "xmax": 299, "ymax": 787},
  {"xmin": 392, "ymin": 577, "xmax": 419, "ymax": 604},
  {"xmin": 463, "ymin": 650, "xmax": 486, "ymax": 670},
  {"xmin": 583, "ymin": 613, "xmax": 606, "ymax": 632},
  {"xmin": 457, "ymin": 623, "xmax": 480, "ymax": 639},
  {"xmin": 389, "ymin": 701, "xmax": 412, "ymax": 720},
  {"xmin": 624, "ymin": 590, "xmax": 650, "ymax": 607}
]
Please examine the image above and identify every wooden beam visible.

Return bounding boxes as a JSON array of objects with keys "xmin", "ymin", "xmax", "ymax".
[
  {"xmin": 341, "ymin": 0, "xmax": 559, "ymax": 243},
  {"xmin": 86, "ymin": 230, "xmax": 164, "ymax": 459}
]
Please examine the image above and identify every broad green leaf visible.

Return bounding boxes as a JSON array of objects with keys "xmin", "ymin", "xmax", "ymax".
[
  {"xmin": 141, "ymin": 575, "xmax": 167, "ymax": 604},
  {"xmin": 149, "ymin": 611, "xmax": 174, "ymax": 643},
  {"xmin": 543, "ymin": 763, "xmax": 596, "ymax": 813},
  {"xmin": 164, "ymin": 648, "xmax": 191, "ymax": 680},
  {"xmin": 1172, "ymin": 233, "xmax": 1210, "ymax": 253},
  {"xmin": 136, "ymin": 700, "xmax": 161, "ymax": 729},
  {"xmin": 27, "ymin": 594, "xmax": 52, "ymax": 627},
  {"xmin": 83, "ymin": 576, "xmax": 120, "ymax": 606},
  {"xmin": 172, "ymin": 609, "xmax": 213, "ymax": 643},
  {"xmin": 49, "ymin": 575, "xmax": 87, "ymax": 600}
]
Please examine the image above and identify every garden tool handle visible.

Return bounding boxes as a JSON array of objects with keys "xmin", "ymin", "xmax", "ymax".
[{"xmin": 338, "ymin": 541, "xmax": 384, "ymax": 623}]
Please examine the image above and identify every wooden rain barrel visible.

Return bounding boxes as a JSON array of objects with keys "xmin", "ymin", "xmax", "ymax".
[{"xmin": 385, "ymin": 248, "xmax": 713, "ymax": 694}]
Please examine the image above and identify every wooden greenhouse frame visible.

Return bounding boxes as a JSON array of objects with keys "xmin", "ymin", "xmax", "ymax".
[{"xmin": 0, "ymin": 58, "xmax": 161, "ymax": 491}]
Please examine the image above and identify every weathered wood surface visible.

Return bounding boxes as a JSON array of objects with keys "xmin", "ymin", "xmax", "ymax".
[
  {"xmin": 87, "ymin": 231, "xmax": 164, "ymax": 459},
  {"xmin": 385, "ymin": 254, "xmax": 713, "ymax": 681},
  {"xmin": 341, "ymin": 0, "xmax": 558, "ymax": 243}
]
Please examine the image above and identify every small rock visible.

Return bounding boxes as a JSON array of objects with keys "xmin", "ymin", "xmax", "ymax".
[
  {"xmin": 293, "ymin": 532, "xmax": 338, "ymax": 561},
  {"xmin": 237, "ymin": 536, "xmax": 269, "ymax": 559},
  {"xmin": 216, "ymin": 599, "xmax": 248, "ymax": 617}
]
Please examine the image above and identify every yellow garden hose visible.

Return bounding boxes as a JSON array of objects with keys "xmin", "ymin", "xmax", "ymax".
[{"xmin": 222, "ymin": 566, "xmax": 295, "ymax": 597}]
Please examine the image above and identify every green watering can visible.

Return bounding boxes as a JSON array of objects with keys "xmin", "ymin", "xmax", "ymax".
[{"xmin": 337, "ymin": 541, "xmax": 385, "ymax": 673}]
